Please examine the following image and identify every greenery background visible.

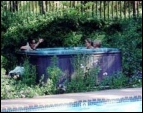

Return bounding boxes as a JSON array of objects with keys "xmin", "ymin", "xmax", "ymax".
[{"xmin": 1, "ymin": 1, "xmax": 142, "ymax": 99}]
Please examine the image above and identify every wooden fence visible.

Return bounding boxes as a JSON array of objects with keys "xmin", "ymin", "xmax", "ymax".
[{"xmin": 1, "ymin": 1, "xmax": 142, "ymax": 20}]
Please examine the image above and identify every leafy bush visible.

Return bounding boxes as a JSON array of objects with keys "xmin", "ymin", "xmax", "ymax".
[
  {"xmin": 103, "ymin": 18, "xmax": 142, "ymax": 77},
  {"xmin": 99, "ymin": 72, "xmax": 129, "ymax": 89},
  {"xmin": 1, "ymin": 59, "xmax": 55, "ymax": 99},
  {"xmin": 1, "ymin": 10, "xmax": 108, "ymax": 73},
  {"xmin": 1, "ymin": 6, "xmax": 142, "ymax": 99},
  {"xmin": 66, "ymin": 54, "xmax": 99, "ymax": 93},
  {"xmin": 46, "ymin": 56, "xmax": 63, "ymax": 93},
  {"xmin": 21, "ymin": 59, "xmax": 37, "ymax": 86}
]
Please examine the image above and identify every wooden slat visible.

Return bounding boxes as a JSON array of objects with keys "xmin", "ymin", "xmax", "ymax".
[{"xmin": 2, "ymin": 1, "xmax": 142, "ymax": 21}]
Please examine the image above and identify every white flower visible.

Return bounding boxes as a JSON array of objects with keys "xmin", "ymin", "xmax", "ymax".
[
  {"xmin": 94, "ymin": 60, "xmax": 99, "ymax": 63},
  {"xmin": 93, "ymin": 60, "xmax": 99, "ymax": 66},
  {"xmin": 80, "ymin": 64, "xmax": 84, "ymax": 68},
  {"xmin": 103, "ymin": 72, "xmax": 108, "ymax": 76}
]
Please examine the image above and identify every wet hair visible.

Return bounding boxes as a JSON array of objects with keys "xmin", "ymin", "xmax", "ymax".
[
  {"xmin": 85, "ymin": 38, "xmax": 93, "ymax": 46},
  {"xmin": 93, "ymin": 40, "xmax": 101, "ymax": 48},
  {"xmin": 27, "ymin": 37, "xmax": 35, "ymax": 44}
]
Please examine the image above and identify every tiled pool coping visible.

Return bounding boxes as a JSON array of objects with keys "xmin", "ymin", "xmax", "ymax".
[
  {"xmin": 1, "ymin": 87, "xmax": 142, "ymax": 112},
  {"xmin": 1, "ymin": 95, "xmax": 142, "ymax": 112}
]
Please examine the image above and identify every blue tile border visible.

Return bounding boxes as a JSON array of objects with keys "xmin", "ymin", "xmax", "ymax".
[{"xmin": 1, "ymin": 95, "xmax": 142, "ymax": 112}]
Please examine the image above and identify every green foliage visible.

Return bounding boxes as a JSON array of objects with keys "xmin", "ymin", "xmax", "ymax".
[
  {"xmin": 15, "ymin": 85, "xmax": 36, "ymax": 98},
  {"xmin": 66, "ymin": 55, "xmax": 99, "ymax": 93},
  {"xmin": 65, "ymin": 66, "xmax": 99, "ymax": 93},
  {"xmin": 1, "ymin": 55, "xmax": 18, "ymax": 74},
  {"xmin": 63, "ymin": 32, "xmax": 82, "ymax": 46},
  {"xmin": 46, "ymin": 56, "xmax": 63, "ymax": 93},
  {"xmin": 1, "ymin": 10, "xmax": 107, "ymax": 72},
  {"xmin": 21, "ymin": 59, "xmax": 37, "ymax": 86},
  {"xmin": 99, "ymin": 72, "xmax": 129, "ymax": 89},
  {"xmin": 1, "ymin": 76, "xmax": 17, "ymax": 99},
  {"xmin": 1, "ymin": 59, "xmax": 55, "ymax": 99},
  {"xmin": 1, "ymin": 71, "xmax": 37, "ymax": 99},
  {"xmin": 103, "ymin": 18, "xmax": 142, "ymax": 77},
  {"xmin": 128, "ymin": 74, "xmax": 142, "ymax": 88},
  {"xmin": 1, "ymin": 3, "xmax": 142, "ymax": 99},
  {"xmin": 39, "ymin": 78, "xmax": 55, "ymax": 95}
]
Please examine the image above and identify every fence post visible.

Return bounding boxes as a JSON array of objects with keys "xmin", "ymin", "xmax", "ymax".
[{"xmin": 133, "ymin": 1, "xmax": 137, "ymax": 19}]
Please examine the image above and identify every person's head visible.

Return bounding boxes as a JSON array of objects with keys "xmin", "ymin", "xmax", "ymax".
[
  {"xmin": 28, "ymin": 37, "xmax": 36, "ymax": 49},
  {"xmin": 93, "ymin": 40, "xmax": 101, "ymax": 48},
  {"xmin": 85, "ymin": 38, "xmax": 93, "ymax": 49}
]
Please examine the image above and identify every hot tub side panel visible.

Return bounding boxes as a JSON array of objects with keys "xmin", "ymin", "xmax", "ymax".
[
  {"xmin": 17, "ymin": 48, "xmax": 122, "ymax": 84},
  {"xmin": 85, "ymin": 52, "xmax": 122, "ymax": 83},
  {"xmin": 28, "ymin": 55, "xmax": 74, "ymax": 83},
  {"xmin": 94, "ymin": 52, "xmax": 122, "ymax": 81}
]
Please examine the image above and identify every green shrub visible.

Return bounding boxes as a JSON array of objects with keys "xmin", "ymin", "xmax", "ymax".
[
  {"xmin": 103, "ymin": 18, "xmax": 142, "ymax": 77},
  {"xmin": 1, "ymin": 7, "xmax": 142, "ymax": 99},
  {"xmin": 66, "ymin": 54, "xmax": 99, "ymax": 93},
  {"xmin": 99, "ymin": 72, "xmax": 129, "ymax": 89},
  {"xmin": 21, "ymin": 59, "xmax": 37, "ymax": 86}
]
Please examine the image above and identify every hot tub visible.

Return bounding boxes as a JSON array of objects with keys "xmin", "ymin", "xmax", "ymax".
[{"xmin": 17, "ymin": 47, "xmax": 122, "ymax": 83}]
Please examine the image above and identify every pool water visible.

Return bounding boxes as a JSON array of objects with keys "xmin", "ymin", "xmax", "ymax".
[{"xmin": 25, "ymin": 100, "xmax": 142, "ymax": 112}]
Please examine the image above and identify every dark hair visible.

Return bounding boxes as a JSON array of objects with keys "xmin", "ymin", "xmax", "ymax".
[
  {"xmin": 27, "ymin": 37, "xmax": 34, "ymax": 44},
  {"xmin": 85, "ymin": 38, "xmax": 93, "ymax": 46}
]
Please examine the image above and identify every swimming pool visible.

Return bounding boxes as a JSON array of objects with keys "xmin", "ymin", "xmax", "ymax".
[
  {"xmin": 29, "ymin": 101, "xmax": 142, "ymax": 112},
  {"xmin": 2, "ymin": 95, "xmax": 142, "ymax": 112}
]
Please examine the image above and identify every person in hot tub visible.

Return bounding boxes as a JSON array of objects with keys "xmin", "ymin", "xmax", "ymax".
[
  {"xmin": 85, "ymin": 38, "xmax": 94, "ymax": 49},
  {"xmin": 93, "ymin": 40, "xmax": 101, "ymax": 48},
  {"xmin": 20, "ymin": 37, "xmax": 44, "ymax": 50}
]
